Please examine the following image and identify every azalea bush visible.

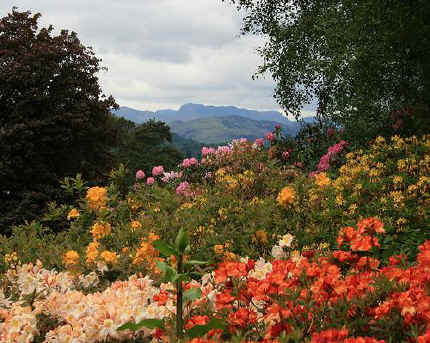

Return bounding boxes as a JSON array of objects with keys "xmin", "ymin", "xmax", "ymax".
[{"xmin": 3, "ymin": 218, "xmax": 430, "ymax": 342}]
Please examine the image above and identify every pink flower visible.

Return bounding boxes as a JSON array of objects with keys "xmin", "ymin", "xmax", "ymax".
[
  {"xmin": 201, "ymin": 147, "xmax": 216, "ymax": 156},
  {"xmin": 327, "ymin": 127, "xmax": 336, "ymax": 137},
  {"xmin": 295, "ymin": 162, "xmax": 303, "ymax": 168},
  {"xmin": 254, "ymin": 138, "xmax": 264, "ymax": 147},
  {"xmin": 135, "ymin": 170, "xmax": 145, "ymax": 179},
  {"xmin": 181, "ymin": 158, "xmax": 199, "ymax": 168},
  {"xmin": 216, "ymin": 146, "xmax": 231, "ymax": 155},
  {"xmin": 152, "ymin": 166, "xmax": 164, "ymax": 176},
  {"xmin": 147, "ymin": 177, "xmax": 155, "ymax": 185},
  {"xmin": 176, "ymin": 181, "xmax": 193, "ymax": 197},
  {"xmin": 266, "ymin": 132, "xmax": 275, "ymax": 141},
  {"xmin": 282, "ymin": 151, "xmax": 290, "ymax": 159},
  {"xmin": 161, "ymin": 171, "xmax": 181, "ymax": 183},
  {"xmin": 317, "ymin": 154, "xmax": 331, "ymax": 172}
]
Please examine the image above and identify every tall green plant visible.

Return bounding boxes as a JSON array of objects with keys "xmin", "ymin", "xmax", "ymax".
[{"xmin": 118, "ymin": 228, "xmax": 224, "ymax": 341}]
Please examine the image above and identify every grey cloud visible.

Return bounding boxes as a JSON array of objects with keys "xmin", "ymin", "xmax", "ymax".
[{"xmin": 1, "ymin": 0, "xmax": 315, "ymax": 116}]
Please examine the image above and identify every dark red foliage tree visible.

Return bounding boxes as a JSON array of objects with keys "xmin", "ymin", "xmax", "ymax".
[{"xmin": 0, "ymin": 9, "xmax": 119, "ymax": 233}]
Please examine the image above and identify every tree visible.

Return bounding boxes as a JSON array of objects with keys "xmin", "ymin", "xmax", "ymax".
[
  {"xmin": 0, "ymin": 9, "xmax": 119, "ymax": 232},
  {"xmin": 225, "ymin": 0, "xmax": 430, "ymax": 139},
  {"xmin": 113, "ymin": 118, "xmax": 184, "ymax": 188}
]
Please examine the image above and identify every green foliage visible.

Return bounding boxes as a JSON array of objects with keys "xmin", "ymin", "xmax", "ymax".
[
  {"xmin": 112, "ymin": 118, "xmax": 184, "ymax": 190},
  {"xmin": 225, "ymin": 0, "xmax": 430, "ymax": 140}
]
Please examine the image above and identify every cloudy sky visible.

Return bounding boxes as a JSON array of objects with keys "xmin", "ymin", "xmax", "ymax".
[{"xmin": 1, "ymin": 1, "xmax": 314, "ymax": 116}]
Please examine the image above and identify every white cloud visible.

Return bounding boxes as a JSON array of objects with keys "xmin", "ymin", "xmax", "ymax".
[{"xmin": 1, "ymin": 0, "xmax": 315, "ymax": 116}]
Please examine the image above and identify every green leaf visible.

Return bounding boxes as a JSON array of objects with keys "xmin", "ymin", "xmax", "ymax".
[
  {"xmin": 186, "ymin": 318, "xmax": 226, "ymax": 338},
  {"xmin": 173, "ymin": 273, "xmax": 190, "ymax": 283},
  {"xmin": 156, "ymin": 261, "xmax": 178, "ymax": 283},
  {"xmin": 175, "ymin": 228, "xmax": 189, "ymax": 253},
  {"xmin": 153, "ymin": 240, "xmax": 178, "ymax": 257},
  {"xmin": 118, "ymin": 319, "xmax": 164, "ymax": 331},
  {"xmin": 185, "ymin": 260, "xmax": 207, "ymax": 266},
  {"xmin": 183, "ymin": 287, "xmax": 202, "ymax": 302}
]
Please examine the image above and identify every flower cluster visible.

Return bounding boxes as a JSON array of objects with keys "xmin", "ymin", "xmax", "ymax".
[
  {"xmin": 317, "ymin": 140, "xmax": 349, "ymax": 172},
  {"xmin": 86, "ymin": 186, "xmax": 108, "ymax": 210}
]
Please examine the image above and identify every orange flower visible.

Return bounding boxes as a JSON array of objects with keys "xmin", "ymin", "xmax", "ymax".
[
  {"xmin": 277, "ymin": 186, "xmax": 295, "ymax": 207},
  {"xmin": 86, "ymin": 186, "xmax": 107, "ymax": 210},
  {"xmin": 67, "ymin": 208, "xmax": 80, "ymax": 220},
  {"xmin": 315, "ymin": 172, "xmax": 331, "ymax": 187},
  {"xmin": 153, "ymin": 290, "xmax": 170, "ymax": 306},
  {"xmin": 214, "ymin": 261, "xmax": 247, "ymax": 283},
  {"xmin": 63, "ymin": 250, "xmax": 79, "ymax": 266},
  {"xmin": 214, "ymin": 245, "xmax": 224, "ymax": 254},
  {"xmin": 130, "ymin": 220, "xmax": 142, "ymax": 231},
  {"xmin": 90, "ymin": 222, "xmax": 111, "ymax": 240},
  {"xmin": 215, "ymin": 290, "xmax": 236, "ymax": 310},
  {"xmin": 185, "ymin": 315, "xmax": 209, "ymax": 330},
  {"xmin": 228, "ymin": 307, "xmax": 257, "ymax": 328},
  {"xmin": 357, "ymin": 217, "xmax": 385, "ymax": 234},
  {"xmin": 100, "ymin": 250, "xmax": 118, "ymax": 264},
  {"xmin": 85, "ymin": 241, "xmax": 100, "ymax": 264}
]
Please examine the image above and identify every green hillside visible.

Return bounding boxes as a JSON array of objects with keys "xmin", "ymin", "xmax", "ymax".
[{"xmin": 170, "ymin": 115, "xmax": 295, "ymax": 144}]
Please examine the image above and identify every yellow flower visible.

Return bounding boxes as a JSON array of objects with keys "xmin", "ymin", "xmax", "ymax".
[
  {"xmin": 277, "ymin": 186, "xmax": 295, "ymax": 207},
  {"xmin": 131, "ymin": 221, "xmax": 142, "ymax": 231},
  {"xmin": 90, "ymin": 222, "xmax": 111, "ymax": 240},
  {"xmin": 375, "ymin": 136, "xmax": 386, "ymax": 144},
  {"xmin": 348, "ymin": 203, "xmax": 358, "ymax": 215},
  {"xmin": 290, "ymin": 250, "xmax": 301, "ymax": 262},
  {"xmin": 315, "ymin": 173, "xmax": 331, "ymax": 187},
  {"xmin": 393, "ymin": 175, "xmax": 403, "ymax": 184},
  {"xmin": 86, "ymin": 186, "xmax": 107, "ymax": 210},
  {"xmin": 223, "ymin": 252, "xmax": 237, "ymax": 261},
  {"xmin": 335, "ymin": 194, "xmax": 345, "ymax": 206},
  {"xmin": 63, "ymin": 250, "xmax": 80, "ymax": 266},
  {"xmin": 214, "ymin": 245, "xmax": 224, "ymax": 254},
  {"xmin": 67, "ymin": 208, "xmax": 80, "ymax": 220},
  {"xmin": 100, "ymin": 250, "xmax": 118, "ymax": 264},
  {"xmin": 396, "ymin": 217, "xmax": 407, "ymax": 226},
  {"xmin": 4, "ymin": 252, "xmax": 19, "ymax": 266}
]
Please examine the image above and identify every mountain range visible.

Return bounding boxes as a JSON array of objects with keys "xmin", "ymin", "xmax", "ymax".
[{"xmin": 114, "ymin": 103, "xmax": 314, "ymax": 144}]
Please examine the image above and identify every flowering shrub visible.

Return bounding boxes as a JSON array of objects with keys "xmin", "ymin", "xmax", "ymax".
[
  {"xmin": 1, "ymin": 132, "xmax": 430, "ymax": 341},
  {"xmin": 3, "ymin": 219, "xmax": 430, "ymax": 342}
]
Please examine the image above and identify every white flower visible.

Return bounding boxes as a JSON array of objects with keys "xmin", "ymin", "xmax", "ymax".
[
  {"xmin": 278, "ymin": 233, "xmax": 294, "ymax": 248},
  {"xmin": 271, "ymin": 245, "xmax": 286, "ymax": 259}
]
